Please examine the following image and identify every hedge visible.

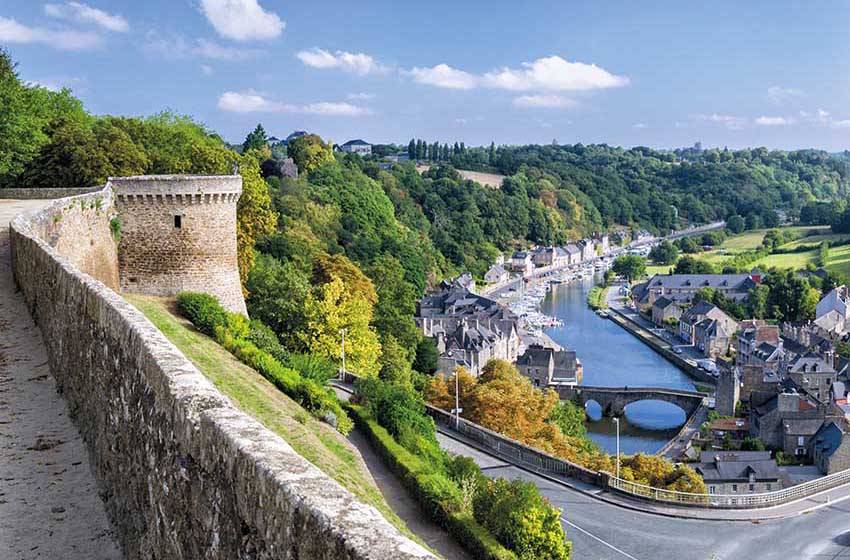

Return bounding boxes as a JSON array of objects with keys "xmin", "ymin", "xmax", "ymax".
[{"xmin": 346, "ymin": 403, "xmax": 517, "ymax": 560}]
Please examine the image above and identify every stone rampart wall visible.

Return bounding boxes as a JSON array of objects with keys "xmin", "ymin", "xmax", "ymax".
[
  {"xmin": 10, "ymin": 186, "xmax": 432, "ymax": 560},
  {"xmin": 0, "ymin": 186, "xmax": 102, "ymax": 199}
]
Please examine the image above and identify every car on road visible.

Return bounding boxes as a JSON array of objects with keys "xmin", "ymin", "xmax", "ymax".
[{"xmin": 673, "ymin": 347, "xmax": 683, "ymax": 354}]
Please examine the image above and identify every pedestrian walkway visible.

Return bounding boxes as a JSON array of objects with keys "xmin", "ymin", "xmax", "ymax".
[{"xmin": 0, "ymin": 199, "xmax": 121, "ymax": 559}]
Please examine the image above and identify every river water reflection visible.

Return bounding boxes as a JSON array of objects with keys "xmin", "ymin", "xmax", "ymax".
[{"xmin": 540, "ymin": 274, "xmax": 695, "ymax": 454}]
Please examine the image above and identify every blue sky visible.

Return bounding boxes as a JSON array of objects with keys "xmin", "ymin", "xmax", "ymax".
[{"xmin": 2, "ymin": 0, "xmax": 850, "ymax": 151}]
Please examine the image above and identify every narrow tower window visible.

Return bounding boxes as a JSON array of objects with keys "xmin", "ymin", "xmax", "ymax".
[{"xmin": 174, "ymin": 215, "xmax": 182, "ymax": 229}]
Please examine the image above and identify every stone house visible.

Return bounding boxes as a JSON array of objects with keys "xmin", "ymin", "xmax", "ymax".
[
  {"xmin": 564, "ymin": 244, "xmax": 582, "ymax": 265},
  {"xmin": 814, "ymin": 285, "xmax": 850, "ymax": 336},
  {"xmin": 737, "ymin": 321, "xmax": 781, "ymax": 367},
  {"xmin": 509, "ymin": 251, "xmax": 533, "ymax": 276},
  {"xmin": 695, "ymin": 451, "xmax": 781, "ymax": 495},
  {"xmin": 678, "ymin": 301, "xmax": 737, "ymax": 345},
  {"xmin": 810, "ymin": 421, "xmax": 850, "ymax": 474},
  {"xmin": 594, "ymin": 234, "xmax": 610, "ymax": 255},
  {"xmin": 782, "ymin": 418, "xmax": 825, "ymax": 458},
  {"xmin": 651, "ymin": 296, "xmax": 681, "ymax": 327},
  {"xmin": 786, "ymin": 353, "xmax": 837, "ymax": 403},
  {"xmin": 533, "ymin": 247, "xmax": 556, "ymax": 267},
  {"xmin": 749, "ymin": 390, "xmax": 826, "ymax": 451},
  {"xmin": 694, "ymin": 316, "xmax": 735, "ymax": 359},
  {"xmin": 484, "ymin": 264, "xmax": 509, "ymax": 285},
  {"xmin": 516, "ymin": 345, "xmax": 581, "ymax": 387},
  {"xmin": 578, "ymin": 239, "xmax": 595, "ymax": 262}
]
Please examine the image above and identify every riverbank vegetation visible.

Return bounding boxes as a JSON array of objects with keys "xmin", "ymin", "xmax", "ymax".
[
  {"xmin": 426, "ymin": 361, "xmax": 706, "ymax": 493},
  {"xmin": 586, "ymin": 286, "xmax": 609, "ymax": 310}
]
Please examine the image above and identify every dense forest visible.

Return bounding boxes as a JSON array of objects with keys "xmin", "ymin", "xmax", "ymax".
[{"xmin": 402, "ymin": 138, "xmax": 850, "ymax": 236}]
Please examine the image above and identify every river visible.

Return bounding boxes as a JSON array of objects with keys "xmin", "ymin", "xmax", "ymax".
[{"xmin": 539, "ymin": 274, "xmax": 696, "ymax": 455}]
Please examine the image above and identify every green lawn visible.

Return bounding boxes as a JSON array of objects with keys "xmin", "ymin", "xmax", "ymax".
[
  {"xmin": 126, "ymin": 295, "xmax": 426, "ymax": 548},
  {"xmin": 751, "ymin": 250, "xmax": 817, "ymax": 271},
  {"xmin": 778, "ymin": 233, "xmax": 847, "ymax": 250}
]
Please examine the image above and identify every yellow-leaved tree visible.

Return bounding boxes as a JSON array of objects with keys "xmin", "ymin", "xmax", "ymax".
[{"xmin": 300, "ymin": 275, "xmax": 382, "ymax": 377}]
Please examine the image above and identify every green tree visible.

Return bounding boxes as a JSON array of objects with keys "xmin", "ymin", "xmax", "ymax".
[
  {"xmin": 612, "ymin": 255, "xmax": 646, "ymax": 282},
  {"xmin": 245, "ymin": 254, "xmax": 311, "ymax": 351},
  {"xmin": 474, "ymin": 478, "xmax": 571, "ymax": 560},
  {"xmin": 287, "ymin": 133, "xmax": 334, "ymax": 175},
  {"xmin": 726, "ymin": 214, "xmax": 745, "ymax": 234},
  {"xmin": 407, "ymin": 138, "xmax": 416, "ymax": 160},
  {"xmin": 378, "ymin": 334, "xmax": 413, "ymax": 387},
  {"xmin": 366, "ymin": 254, "xmax": 422, "ymax": 359},
  {"xmin": 413, "ymin": 337, "xmax": 439, "ymax": 375},
  {"xmin": 674, "ymin": 255, "xmax": 716, "ymax": 274},
  {"xmin": 242, "ymin": 123, "xmax": 267, "ymax": 152},
  {"xmin": 649, "ymin": 240, "xmax": 678, "ymax": 265}
]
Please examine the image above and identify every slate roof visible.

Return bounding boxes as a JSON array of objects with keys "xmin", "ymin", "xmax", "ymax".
[
  {"xmin": 646, "ymin": 274, "xmax": 755, "ymax": 290},
  {"xmin": 695, "ymin": 451, "xmax": 780, "ymax": 482},
  {"xmin": 653, "ymin": 296, "xmax": 676, "ymax": 311},
  {"xmin": 343, "ymin": 139, "xmax": 370, "ymax": 146},
  {"xmin": 811, "ymin": 422, "xmax": 846, "ymax": 459},
  {"xmin": 783, "ymin": 418, "xmax": 825, "ymax": 436},
  {"xmin": 517, "ymin": 346, "xmax": 553, "ymax": 368}
]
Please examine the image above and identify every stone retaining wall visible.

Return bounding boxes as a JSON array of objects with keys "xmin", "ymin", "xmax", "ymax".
[{"xmin": 10, "ymin": 186, "xmax": 432, "ymax": 560}]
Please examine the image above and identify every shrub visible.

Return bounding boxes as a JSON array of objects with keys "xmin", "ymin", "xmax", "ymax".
[
  {"xmin": 177, "ymin": 291, "xmax": 227, "ymax": 336},
  {"xmin": 287, "ymin": 352, "xmax": 338, "ymax": 384},
  {"xmin": 247, "ymin": 320, "xmax": 289, "ymax": 363}
]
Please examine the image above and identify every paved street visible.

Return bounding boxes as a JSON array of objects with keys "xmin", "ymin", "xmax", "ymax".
[{"xmin": 437, "ymin": 432, "xmax": 850, "ymax": 560}]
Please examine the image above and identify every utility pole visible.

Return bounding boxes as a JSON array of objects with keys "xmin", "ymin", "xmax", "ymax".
[
  {"xmin": 613, "ymin": 416, "xmax": 621, "ymax": 479},
  {"xmin": 339, "ymin": 328, "xmax": 347, "ymax": 380}
]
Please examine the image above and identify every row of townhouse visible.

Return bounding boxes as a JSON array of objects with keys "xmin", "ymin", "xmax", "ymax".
[{"xmin": 504, "ymin": 235, "xmax": 611, "ymax": 278}]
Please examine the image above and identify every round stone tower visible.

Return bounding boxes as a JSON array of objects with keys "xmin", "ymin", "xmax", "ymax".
[{"xmin": 111, "ymin": 175, "xmax": 247, "ymax": 315}]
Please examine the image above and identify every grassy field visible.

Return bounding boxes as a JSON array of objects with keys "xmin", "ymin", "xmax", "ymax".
[{"xmin": 126, "ymin": 295, "xmax": 425, "ymax": 547}]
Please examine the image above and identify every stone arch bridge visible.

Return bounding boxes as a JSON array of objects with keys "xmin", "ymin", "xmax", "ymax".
[{"xmin": 553, "ymin": 385, "xmax": 706, "ymax": 418}]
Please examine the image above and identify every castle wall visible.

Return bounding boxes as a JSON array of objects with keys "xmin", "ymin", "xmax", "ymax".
[
  {"xmin": 10, "ymin": 185, "xmax": 432, "ymax": 560},
  {"xmin": 113, "ymin": 175, "xmax": 246, "ymax": 314}
]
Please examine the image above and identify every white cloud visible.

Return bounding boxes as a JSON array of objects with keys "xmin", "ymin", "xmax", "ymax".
[
  {"xmin": 755, "ymin": 116, "xmax": 793, "ymax": 126},
  {"xmin": 0, "ymin": 16, "xmax": 101, "ymax": 50},
  {"xmin": 482, "ymin": 56, "xmax": 629, "ymax": 92},
  {"xmin": 632, "ymin": 123, "xmax": 648, "ymax": 129},
  {"xmin": 303, "ymin": 102, "xmax": 371, "ymax": 116},
  {"xmin": 347, "ymin": 92, "xmax": 375, "ymax": 100},
  {"xmin": 454, "ymin": 118, "xmax": 468, "ymax": 125},
  {"xmin": 767, "ymin": 86, "xmax": 803, "ymax": 104},
  {"xmin": 44, "ymin": 2, "xmax": 129, "ymax": 33},
  {"xmin": 692, "ymin": 113, "xmax": 747, "ymax": 130},
  {"xmin": 199, "ymin": 0, "xmax": 284, "ymax": 41},
  {"xmin": 512, "ymin": 94, "xmax": 577, "ymax": 109},
  {"xmin": 143, "ymin": 33, "xmax": 263, "ymax": 61},
  {"xmin": 406, "ymin": 64, "xmax": 478, "ymax": 90},
  {"xmin": 217, "ymin": 91, "xmax": 371, "ymax": 116},
  {"xmin": 831, "ymin": 119, "xmax": 850, "ymax": 129},
  {"xmin": 405, "ymin": 55, "xmax": 627, "ymax": 97},
  {"xmin": 26, "ymin": 75, "xmax": 86, "ymax": 93},
  {"xmin": 200, "ymin": 64, "xmax": 214, "ymax": 75},
  {"xmin": 297, "ymin": 48, "xmax": 388, "ymax": 75}
]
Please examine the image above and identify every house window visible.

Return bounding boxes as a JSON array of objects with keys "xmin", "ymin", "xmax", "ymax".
[
  {"xmin": 749, "ymin": 484, "xmax": 755, "ymax": 492},
  {"xmin": 797, "ymin": 436, "xmax": 805, "ymax": 446},
  {"xmin": 709, "ymin": 486, "xmax": 716, "ymax": 494},
  {"xmin": 766, "ymin": 483, "xmax": 772, "ymax": 491},
  {"xmin": 174, "ymin": 215, "xmax": 182, "ymax": 229},
  {"xmin": 732, "ymin": 484, "xmax": 738, "ymax": 492}
]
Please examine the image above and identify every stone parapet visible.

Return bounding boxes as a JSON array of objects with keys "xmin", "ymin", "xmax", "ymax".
[{"xmin": 9, "ymin": 186, "xmax": 433, "ymax": 559}]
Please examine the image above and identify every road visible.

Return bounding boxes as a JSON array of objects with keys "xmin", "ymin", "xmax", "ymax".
[{"xmin": 437, "ymin": 432, "xmax": 850, "ymax": 560}]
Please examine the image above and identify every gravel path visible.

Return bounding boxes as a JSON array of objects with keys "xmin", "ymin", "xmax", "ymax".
[{"xmin": 0, "ymin": 199, "xmax": 121, "ymax": 559}]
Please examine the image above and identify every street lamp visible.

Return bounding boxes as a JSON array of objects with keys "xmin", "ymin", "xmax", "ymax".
[
  {"xmin": 339, "ymin": 328, "xmax": 347, "ymax": 380},
  {"xmin": 613, "ymin": 416, "xmax": 621, "ymax": 479},
  {"xmin": 451, "ymin": 371, "xmax": 463, "ymax": 430}
]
